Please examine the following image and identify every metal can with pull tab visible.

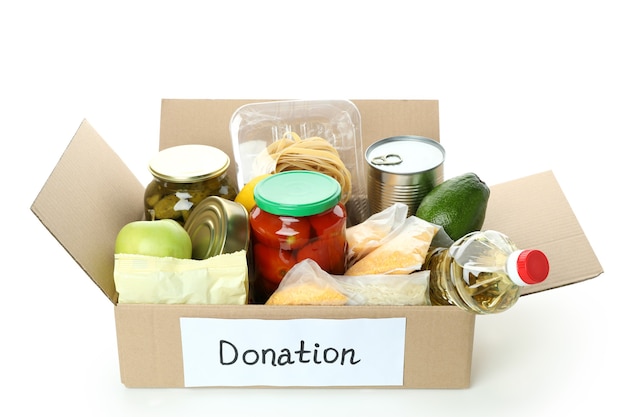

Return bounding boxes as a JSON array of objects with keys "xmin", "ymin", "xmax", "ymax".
[
  {"xmin": 365, "ymin": 135, "xmax": 445, "ymax": 216},
  {"xmin": 183, "ymin": 196, "xmax": 250, "ymax": 260}
]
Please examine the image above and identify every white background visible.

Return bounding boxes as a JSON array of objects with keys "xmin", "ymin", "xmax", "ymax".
[{"xmin": 2, "ymin": 1, "xmax": 622, "ymax": 416}]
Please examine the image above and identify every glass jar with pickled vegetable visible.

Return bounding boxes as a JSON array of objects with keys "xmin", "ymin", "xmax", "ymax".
[
  {"xmin": 144, "ymin": 144, "xmax": 238, "ymax": 225},
  {"xmin": 249, "ymin": 171, "xmax": 348, "ymax": 303}
]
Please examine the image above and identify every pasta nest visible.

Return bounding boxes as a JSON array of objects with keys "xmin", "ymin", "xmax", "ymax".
[{"xmin": 265, "ymin": 133, "xmax": 352, "ymax": 204}]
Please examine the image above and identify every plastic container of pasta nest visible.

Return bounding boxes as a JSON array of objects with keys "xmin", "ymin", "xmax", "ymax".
[
  {"xmin": 229, "ymin": 99, "xmax": 367, "ymax": 226},
  {"xmin": 144, "ymin": 144, "xmax": 238, "ymax": 225},
  {"xmin": 183, "ymin": 196, "xmax": 250, "ymax": 260}
]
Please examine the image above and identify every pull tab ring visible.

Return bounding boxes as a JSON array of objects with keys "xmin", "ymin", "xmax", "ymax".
[{"xmin": 371, "ymin": 153, "xmax": 403, "ymax": 166}]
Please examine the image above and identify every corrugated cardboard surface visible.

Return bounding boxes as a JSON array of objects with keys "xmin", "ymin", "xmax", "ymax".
[
  {"xmin": 30, "ymin": 99, "xmax": 603, "ymax": 389},
  {"xmin": 159, "ymin": 99, "xmax": 441, "ymax": 182},
  {"xmin": 484, "ymin": 171, "xmax": 603, "ymax": 295},
  {"xmin": 115, "ymin": 304, "xmax": 475, "ymax": 389},
  {"xmin": 31, "ymin": 120, "xmax": 144, "ymax": 303}
]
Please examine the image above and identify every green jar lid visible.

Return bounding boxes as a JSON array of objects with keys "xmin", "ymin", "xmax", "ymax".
[{"xmin": 254, "ymin": 171, "xmax": 342, "ymax": 216}]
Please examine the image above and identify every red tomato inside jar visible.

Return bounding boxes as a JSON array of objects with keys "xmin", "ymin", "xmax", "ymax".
[{"xmin": 249, "ymin": 171, "xmax": 348, "ymax": 303}]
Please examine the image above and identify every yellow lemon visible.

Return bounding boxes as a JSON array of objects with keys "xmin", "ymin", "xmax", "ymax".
[{"xmin": 235, "ymin": 174, "xmax": 272, "ymax": 212}]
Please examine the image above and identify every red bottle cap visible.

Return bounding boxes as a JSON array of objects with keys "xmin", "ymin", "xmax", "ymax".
[{"xmin": 515, "ymin": 249, "xmax": 550, "ymax": 285}]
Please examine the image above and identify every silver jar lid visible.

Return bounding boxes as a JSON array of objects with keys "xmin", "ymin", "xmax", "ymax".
[{"xmin": 149, "ymin": 144, "xmax": 230, "ymax": 183}]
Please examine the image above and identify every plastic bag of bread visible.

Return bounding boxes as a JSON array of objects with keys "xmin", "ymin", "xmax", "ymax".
[
  {"xmin": 345, "ymin": 203, "xmax": 408, "ymax": 267},
  {"xmin": 266, "ymin": 259, "xmax": 349, "ymax": 306},
  {"xmin": 266, "ymin": 258, "xmax": 430, "ymax": 306},
  {"xmin": 338, "ymin": 272, "xmax": 430, "ymax": 306},
  {"xmin": 344, "ymin": 216, "xmax": 438, "ymax": 276}
]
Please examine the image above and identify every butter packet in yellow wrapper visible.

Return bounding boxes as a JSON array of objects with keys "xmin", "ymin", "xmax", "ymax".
[{"xmin": 114, "ymin": 250, "xmax": 248, "ymax": 305}]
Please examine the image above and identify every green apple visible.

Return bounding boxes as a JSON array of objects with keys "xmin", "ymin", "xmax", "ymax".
[{"xmin": 114, "ymin": 219, "xmax": 192, "ymax": 259}]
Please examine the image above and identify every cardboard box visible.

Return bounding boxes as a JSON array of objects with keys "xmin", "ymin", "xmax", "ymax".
[{"xmin": 30, "ymin": 99, "xmax": 603, "ymax": 389}]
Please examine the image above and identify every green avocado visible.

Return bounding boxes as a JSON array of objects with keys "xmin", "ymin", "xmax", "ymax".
[{"xmin": 416, "ymin": 172, "xmax": 490, "ymax": 241}]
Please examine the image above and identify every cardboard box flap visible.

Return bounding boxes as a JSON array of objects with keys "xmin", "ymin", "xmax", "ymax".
[
  {"xmin": 159, "ymin": 99, "xmax": 441, "ymax": 179},
  {"xmin": 484, "ymin": 170, "xmax": 603, "ymax": 295},
  {"xmin": 31, "ymin": 120, "xmax": 145, "ymax": 304}
]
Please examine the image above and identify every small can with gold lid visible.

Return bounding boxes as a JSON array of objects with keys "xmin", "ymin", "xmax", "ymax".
[
  {"xmin": 184, "ymin": 196, "xmax": 250, "ymax": 260},
  {"xmin": 144, "ymin": 144, "xmax": 238, "ymax": 225}
]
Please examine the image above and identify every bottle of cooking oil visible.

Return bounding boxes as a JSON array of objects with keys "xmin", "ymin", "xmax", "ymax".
[{"xmin": 423, "ymin": 230, "xmax": 549, "ymax": 314}]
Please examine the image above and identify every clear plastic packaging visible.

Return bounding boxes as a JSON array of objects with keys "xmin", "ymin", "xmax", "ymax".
[
  {"xmin": 230, "ymin": 99, "xmax": 367, "ymax": 225},
  {"xmin": 265, "ymin": 259, "xmax": 430, "ymax": 306}
]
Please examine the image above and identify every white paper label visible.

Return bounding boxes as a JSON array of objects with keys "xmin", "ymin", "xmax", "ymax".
[{"xmin": 180, "ymin": 317, "xmax": 406, "ymax": 387}]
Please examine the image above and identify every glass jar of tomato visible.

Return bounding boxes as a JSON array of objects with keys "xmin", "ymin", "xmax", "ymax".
[{"xmin": 249, "ymin": 171, "xmax": 348, "ymax": 303}]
